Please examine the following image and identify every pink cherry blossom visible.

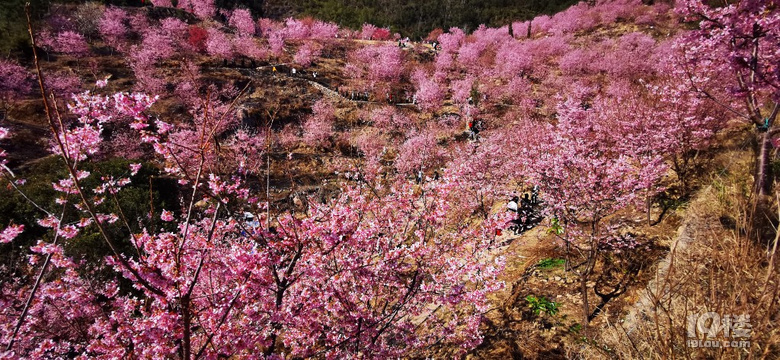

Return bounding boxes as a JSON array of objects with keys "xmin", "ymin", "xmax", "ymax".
[
  {"xmin": 0, "ymin": 224, "xmax": 24, "ymax": 243},
  {"xmin": 160, "ymin": 209, "xmax": 174, "ymax": 221}
]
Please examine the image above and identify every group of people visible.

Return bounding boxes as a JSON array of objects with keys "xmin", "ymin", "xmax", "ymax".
[
  {"xmin": 337, "ymin": 89, "xmax": 415, "ymax": 104},
  {"xmin": 241, "ymin": 212, "xmax": 261, "ymax": 236},
  {"xmin": 506, "ymin": 186, "xmax": 543, "ymax": 235},
  {"xmin": 415, "ymin": 169, "xmax": 440, "ymax": 184},
  {"xmin": 223, "ymin": 58, "xmax": 257, "ymax": 68},
  {"xmin": 340, "ymin": 90, "xmax": 371, "ymax": 101},
  {"xmin": 268, "ymin": 65, "xmax": 318, "ymax": 80}
]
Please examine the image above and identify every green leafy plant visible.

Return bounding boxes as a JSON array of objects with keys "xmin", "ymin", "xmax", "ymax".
[
  {"xmin": 537, "ymin": 257, "xmax": 565, "ymax": 269},
  {"xmin": 525, "ymin": 295, "xmax": 560, "ymax": 316},
  {"xmin": 547, "ymin": 216, "xmax": 564, "ymax": 235},
  {"xmin": 568, "ymin": 323, "xmax": 582, "ymax": 333}
]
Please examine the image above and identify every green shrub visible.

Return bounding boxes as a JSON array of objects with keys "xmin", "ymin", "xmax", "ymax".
[
  {"xmin": 525, "ymin": 295, "xmax": 560, "ymax": 316},
  {"xmin": 537, "ymin": 257, "xmax": 565, "ymax": 269}
]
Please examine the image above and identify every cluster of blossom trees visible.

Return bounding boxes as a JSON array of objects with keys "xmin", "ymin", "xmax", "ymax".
[
  {"xmin": 0, "ymin": 78, "xmax": 507, "ymax": 357},
  {"xmin": 0, "ymin": 0, "xmax": 778, "ymax": 357}
]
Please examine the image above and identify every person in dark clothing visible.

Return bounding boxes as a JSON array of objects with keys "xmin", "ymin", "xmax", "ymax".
[
  {"xmin": 468, "ymin": 119, "xmax": 484, "ymax": 141},
  {"xmin": 521, "ymin": 193, "xmax": 532, "ymax": 210}
]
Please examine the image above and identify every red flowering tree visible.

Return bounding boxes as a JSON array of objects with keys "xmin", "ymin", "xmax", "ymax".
[{"xmin": 187, "ymin": 26, "xmax": 208, "ymax": 53}]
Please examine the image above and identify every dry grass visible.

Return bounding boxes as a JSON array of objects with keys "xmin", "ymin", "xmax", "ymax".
[
  {"xmin": 466, "ymin": 129, "xmax": 780, "ymax": 359},
  {"xmin": 582, "ymin": 136, "xmax": 780, "ymax": 359}
]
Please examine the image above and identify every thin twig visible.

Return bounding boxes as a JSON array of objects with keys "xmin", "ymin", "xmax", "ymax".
[
  {"xmin": 25, "ymin": 4, "xmax": 164, "ymax": 297},
  {"xmin": 5, "ymin": 205, "xmax": 67, "ymax": 351}
]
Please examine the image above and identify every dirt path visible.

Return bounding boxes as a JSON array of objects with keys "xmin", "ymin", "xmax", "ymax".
[
  {"xmin": 620, "ymin": 189, "xmax": 704, "ymax": 335},
  {"xmin": 306, "ymin": 80, "xmax": 346, "ymax": 102}
]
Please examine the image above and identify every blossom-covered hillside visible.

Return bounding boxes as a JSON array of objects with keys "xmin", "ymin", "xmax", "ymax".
[{"xmin": 0, "ymin": 0, "xmax": 778, "ymax": 358}]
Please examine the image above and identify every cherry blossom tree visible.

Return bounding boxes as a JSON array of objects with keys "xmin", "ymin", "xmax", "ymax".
[
  {"xmin": 293, "ymin": 42, "xmax": 321, "ymax": 68},
  {"xmin": 268, "ymin": 32, "xmax": 285, "ymax": 57},
  {"xmin": 359, "ymin": 23, "xmax": 378, "ymax": 40},
  {"xmin": 350, "ymin": 128, "xmax": 388, "ymax": 180},
  {"xmin": 412, "ymin": 70, "xmax": 444, "ymax": 113},
  {"xmin": 229, "ymin": 9, "xmax": 255, "ymax": 37},
  {"xmin": 0, "ymin": 72, "xmax": 504, "ymax": 358},
  {"xmin": 150, "ymin": 0, "xmax": 173, "ymax": 6},
  {"xmin": 510, "ymin": 95, "xmax": 666, "ymax": 326},
  {"xmin": 0, "ymin": 60, "xmax": 32, "ymax": 112},
  {"xmin": 3, "ymin": 1, "xmax": 750, "ymax": 355},
  {"xmin": 178, "ymin": 0, "xmax": 216, "ymax": 19},
  {"xmin": 364, "ymin": 105, "xmax": 412, "ymax": 131},
  {"xmin": 302, "ymin": 99, "xmax": 335, "ymax": 148},
  {"xmin": 676, "ymin": 0, "xmax": 780, "ymax": 196},
  {"xmin": 346, "ymin": 44, "xmax": 404, "ymax": 97},
  {"xmin": 98, "ymin": 7, "xmax": 128, "ymax": 52},
  {"xmin": 310, "ymin": 21, "xmax": 338, "ymax": 40},
  {"xmin": 139, "ymin": 31, "xmax": 175, "ymax": 61},
  {"xmin": 53, "ymin": 31, "xmax": 90, "ymax": 57},
  {"xmin": 257, "ymin": 18, "xmax": 281, "ymax": 37},
  {"xmin": 127, "ymin": 12, "xmax": 149, "ymax": 36},
  {"xmin": 233, "ymin": 36, "xmax": 267, "ymax": 60},
  {"xmin": 395, "ymin": 130, "xmax": 447, "ymax": 175},
  {"xmin": 160, "ymin": 18, "xmax": 189, "ymax": 48},
  {"xmin": 446, "ymin": 132, "xmax": 517, "ymax": 220},
  {"xmin": 42, "ymin": 72, "xmax": 82, "ymax": 99},
  {"xmin": 206, "ymin": 28, "xmax": 234, "ymax": 60},
  {"xmin": 282, "ymin": 18, "xmax": 310, "ymax": 40},
  {"xmin": 437, "ymin": 27, "xmax": 466, "ymax": 54}
]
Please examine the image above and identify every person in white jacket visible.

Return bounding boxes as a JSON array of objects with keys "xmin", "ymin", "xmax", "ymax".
[{"xmin": 507, "ymin": 196, "xmax": 519, "ymax": 212}]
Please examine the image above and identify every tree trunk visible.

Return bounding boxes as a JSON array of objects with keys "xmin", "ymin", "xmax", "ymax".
[
  {"xmin": 580, "ymin": 275, "xmax": 590, "ymax": 326},
  {"xmin": 646, "ymin": 191, "xmax": 652, "ymax": 226},
  {"xmin": 579, "ymin": 246, "xmax": 597, "ymax": 326},
  {"xmin": 526, "ymin": 20, "xmax": 532, "ymax": 39},
  {"xmin": 182, "ymin": 295, "xmax": 191, "ymax": 360},
  {"xmin": 755, "ymin": 130, "xmax": 774, "ymax": 196}
]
